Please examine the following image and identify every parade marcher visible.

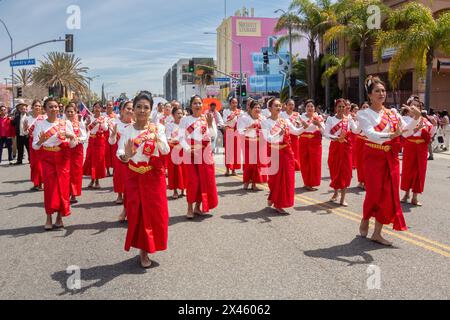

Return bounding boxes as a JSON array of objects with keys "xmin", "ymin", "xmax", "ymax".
[
  {"xmin": 400, "ymin": 96, "xmax": 437, "ymax": 206},
  {"xmin": 353, "ymin": 102, "xmax": 370, "ymax": 190},
  {"xmin": 65, "ymin": 103, "xmax": 87, "ymax": 204},
  {"xmin": 104, "ymin": 101, "xmax": 118, "ymax": 177},
  {"xmin": 261, "ymin": 98, "xmax": 303, "ymax": 214},
  {"xmin": 280, "ymin": 99, "xmax": 302, "ymax": 171},
  {"xmin": 237, "ymin": 100, "xmax": 267, "ymax": 191},
  {"xmin": 151, "ymin": 102, "xmax": 164, "ymax": 124},
  {"xmin": 0, "ymin": 105, "xmax": 14, "ymax": 165},
  {"xmin": 166, "ymin": 106, "xmax": 186, "ymax": 199},
  {"xmin": 205, "ymin": 102, "xmax": 224, "ymax": 154},
  {"xmin": 357, "ymin": 75, "xmax": 421, "ymax": 246},
  {"xmin": 117, "ymin": 92, "xmax": 170, "ymax": 269},
  {"xmin": 223, "ymin": 97, "xmax": 242, "ymax": 176},
  {"xmin": 109, "ymin": 101, "xmax": 134, "ymax": 221},
  {"xmin": 32, "ymin": 98, "xmax": 76, "ymax": 231},
  {"xmin": 325, "ymin": 98, "xmax": 357, "ymax": 206},
  {"xmin": 24, "ymin": 100, "xmax": 46, "ymax": 191},
  {"xmin": 12, "ymin": 100, "xmax": 30, "ymax": 166},
  {"xmin": 298, "ymin": 99, "xmax": 325, "ymax": 191},
  {"xmin": 157, "ymin": 103, "xmax": 174, "ymax": 126},
  {"xmin": 83, "ymin": 102, "xmax": 108, "ymax": 189},
  {"xmin": 178, "ymin": 95, "xmax": 218, "ymax": 219}
]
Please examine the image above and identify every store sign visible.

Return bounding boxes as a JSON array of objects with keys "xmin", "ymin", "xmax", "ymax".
[
  {"xmin": 236, "ymin": 19, "xmax": 261, "ymax": 37},
  {"xmin": 382, "ymin": 47, "xmax": 397, "ymax": 59},
  {"xmin": 206, "ymin": 85, "xmax": 221, "ymax": 96}
]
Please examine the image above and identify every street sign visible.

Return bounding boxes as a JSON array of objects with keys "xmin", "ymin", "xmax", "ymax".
[
  {"xmin": 214, "ymin": 77, "xmax": 230, "ymax": 82},
  {"xmin": 10, "ymin": 59, "xmax": 36, "ymax": 67},
  {"xmin": 206, "ymin": 85, "xmax": 221, "ymax": 96},
  {"xmin": 230, "ymin": 72, "xmax": 248, "ymax": 89}
]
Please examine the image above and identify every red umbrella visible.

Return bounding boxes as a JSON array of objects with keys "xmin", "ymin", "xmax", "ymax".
[{"xmin": 202, "ymin": 98, "xmax": 222, "ymax": 112}]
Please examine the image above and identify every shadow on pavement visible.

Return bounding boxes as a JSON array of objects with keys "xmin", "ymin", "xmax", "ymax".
[
  {"xmin": 218, "ymin": 188, "xmax": 255, "ymax": 198},
  {"xmin": 345, "ymin": 187, "xmax": 365, "ymax": 195},
  {"xmin": 56, "ymin": 221, "xmax": 127, "ymax": 238},
  {"xmin": 215, "ymin": 181, "xmax": 243, "ymax": 188},
  {"xmin": 221, "ymin": 207, "xmax": 285, "ymax": 224},
  {"xmin": 0, "ymin": 225, "xmax": 48, "ymax": 238},
  {"xmin": 0, "ymin": 189, "xmax": 35, "ymax": 197},
  {"xmin": 169, "ymin": 214, "xmax": 213, "ymax": 226},
  {"xmin": 2, "ymin": 179, "xmax": 30, "ymax": 185},
  {"xmin": 71, "ymin": 201, "xmax": 121, "ymax": 210},
  {"xmin": 51, "ymin": 257, "xmax": 157, "ymax": 295},
  {"xmin": 294, "ymin": 202, "xmax": 334, "ymax": 215},
  {"xmin": 8, "ymin": 202, "xmax": 45, "ymax": 210},
  {"xmin": 304, "ymin": 236, "xmax": 398, "ymax": 266}
]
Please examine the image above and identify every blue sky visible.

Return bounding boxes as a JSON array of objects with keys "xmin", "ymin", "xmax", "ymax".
[{"xmin": 0, "ymin": 0, "xmax": 296, "ymax": 99}]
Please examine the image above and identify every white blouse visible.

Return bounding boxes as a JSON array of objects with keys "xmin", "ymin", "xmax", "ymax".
[
  {"xmin": 68, "ymin": 119, "xmax": 88, "ymax": 145},
  {"xmin": 223, "ymin": 109, "xmax": 243, "ymax": 128},
  {"xmin": 178, "ymin": 115, "xmax": 217, "ymax": 152},
  {"xmin": 402, "ymin": 115, "xmax": 437, "ymax": 138},
  {"xmin": 280, "ymin": 111, "xmax": 301, "ymax": 127},
  {"xmin": 261, "ymin": 117, "xmax": 303, "ymax": 144},
  {"xmin": 25, "ymin": 115, "xmax": 47, "ymax": 136},
  {"xmin": 86, "ymin": 115, "xmax": 109, "ymax": 135},
  {"xmin": 165, "ymin": 121, "xmax": 181, "ymax": 144},
  {"xmin": 357, "ymin": 108, "xmax": 418, "ymax": 145},
  {"xmin": 109, "ymin": 119, "xmax": 133, "ymax": 145},
  {"xmin": 32, "ymin": 119, "xmax": 75, "ymax": 150},
  {"xmin": 299, "ymin": 113, "xmax": 325, "ymax": 134},
  {"xmin": 324, "ymin": 115, "xmax": 358, "ymax": 140},
  {"xmin": 116, "ymin": 124, "xmax": 170, "ymax": 163},
  {"xmin": 237, "ymin": 114, "xmax": 265, "ymax": 138}
]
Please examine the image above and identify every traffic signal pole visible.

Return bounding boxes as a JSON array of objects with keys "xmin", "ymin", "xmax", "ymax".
[
  {"xmin": 239, "ymin": 42, "xmax": 243, "ymax": 108},
  {"xmin": 0, "ymin": 37, "xmax": 69, "ymax": 63}
]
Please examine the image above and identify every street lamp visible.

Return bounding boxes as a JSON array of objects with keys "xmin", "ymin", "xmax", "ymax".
[
  {"xmin": 275, "ymin": 9, "xmax": 294, "ymax": 99},
  {"xmin": 0, "ymin": 19, "xmax": 14, "ymax": 108},
  {"xmin": 204, "ymin": 31, "xmax": 243, "ymax": 108},
  {"xmin": 87, "ymin": 75, "xmax": 100, "ymax": 107}
]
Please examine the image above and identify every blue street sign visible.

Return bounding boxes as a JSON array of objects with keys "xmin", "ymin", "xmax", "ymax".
[
  {"xmin": 10, "ymin": 59, "xmax": 36, "ymax": 67},
  {"xmin": 214, "ymin": 77, "xmax": 230, "ymax": 82}
]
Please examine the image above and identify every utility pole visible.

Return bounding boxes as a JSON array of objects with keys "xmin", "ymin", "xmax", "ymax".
[
  {"xmin": 0, "ymin": 19, "xmax": 14, "ymax": 108},
  {"xmin": 275, "ymin": 9, "xmax": 293, "ymax": 99}
]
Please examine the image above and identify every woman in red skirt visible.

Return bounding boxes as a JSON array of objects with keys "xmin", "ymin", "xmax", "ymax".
[
  {"xmin": 116, "ymin": 92, "xmax": 170, "ymax": 269},
  {"xmin": 178, "ymin": 95, "xmax": 218, "ymax": 219},
  {"xmin": 166, "ymin": 106, "xmax": 186, "ymax": 199},
  {"xmin": 353, "ymin": 102, "xmax": 370, "ymax": 189},
  {"xmin": 280, "ymin": 99, "xmax": 301, "ymax": 171},
  {"xmin": 325, "ymin": 98, "xmax": 357, "ymax": 206},
  {"xmin": 223, "ymin": 97, "xmax": 242, "ymax": 176},
  {"xmin": 357, "ymin": 76, "xmax": 421, "ymax": 246},
  {"xmin": 104, "ymin": 101, "xmax": 117, "ymax": 177},
  {"xmin": 261, "ymin": 98, "xmax": 303, "ymax": 214},
  {"xmin": 83, "ymin": 102, "xmax": 108, "ymax": 189},
  {"xmin": 109, "ymin": 101, "xmax": 134, "ymax": 215},
  {"xmin": 24, "ymin": 100, "xmax": 46, "ymax": 191},
  {"xmin": 237, "ymin": 100, "xmax": 267, "ymax": 191},
  {"xmin": 65, "ymin": 103, "xmax": 87, "ymax": 204},
  {"xmin": 400, "ymin": 96, "xmax": 437, "ymax": 206},
  {"xmin": 32, "ymin": 98, "xmax": 76, "ymax": 230},
  {"xmin": 298, "ymin": 100, "xmax": 325, "ymax": 191}
]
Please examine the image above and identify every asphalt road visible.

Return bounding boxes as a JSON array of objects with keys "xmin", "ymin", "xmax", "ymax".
[{"xmin": 0, "ymin": 140, "xmax": 449, "ymax": 300}]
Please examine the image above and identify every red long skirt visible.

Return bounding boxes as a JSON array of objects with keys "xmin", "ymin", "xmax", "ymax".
[
  {"xmin": 299, "ymin": 133, "xmax": 322, "ymax": 187},
  {"xmin": 124, "ymin": 159, "xmax": 168, "ymax": 253},
  {"xmin": 349, "ymin": 133, "xmax": 357, "ymax": 169},
  {"xmin": 69, "ymin": 144, "xmax": 84, "ymax": 197},
  {"xmin": 363, "ymin": 141, "xmax": 407, "ymax": 231},
  {"xmin": 113, "ymin": 152, "xmax": 128, "ymax": 194},
  {"xmin": 290, "ymin": 134, "xmax": 301, "ymax": 171},
  {"xmin": 328, "ymin": 140, "xmax": 353, "ymax": 190},
  {"xmin": 224, "ymin": 127, "xmax": 242, "ymax": 170},
  {"xmin": 29, "ymin": 138, "xmax": 43, "ymax": 187},
  {"xmin": 83, "ymin": 135, "xmax": 106, "ymax": 180},
  {"xmin": 104, "ymin": 131, "xmax": 115, "ymax": 170},
  {"xmin": 184, "ymin": 143, "xmax": 218, "ymax": 213},
  {"xmin": 354, "ymin": 135, "xmax": 366, "ymax": 184},
  {"xmin": 167, "ymin": 145, "xmax": 186, "ymax": 190},
  {"xmin": 243, "ymin": 137, "xmax": 268, "ymax": 184},
  {"xmin": 40, "ymin": 146, "xmax": 71, "ymax": 216},
  {"xmin": 267, "ymin": 144, "xmax": 296, "ymax": 209},
  {"xmin": 401, "ymin": 137, "xmax": 429, "ymax": 194}
]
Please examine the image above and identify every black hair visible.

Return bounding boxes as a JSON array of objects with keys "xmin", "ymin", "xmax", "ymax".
[
  {"xmin": 190, "ymin": 95, "xmax": 202, "ymax": 107},
  {"xmin": 171, "ymin": 105, "xmax": 182, "ymax": 116},
  {"xmin": 44, "ymin": 98, "xmax": 58, "ymax": 109},
  {"xmin": 365, "ymin": 75, "xmax": 386, "ymax": 95},
  {"xmin": 133, "ymin": 92, "xmax": 154, "ymax": 109},
  {"xmin": 268, "ymin": 98, "xmax": 280, "ymax": 109},
  {"xmin": 249, "ymin": 100, "xmax": 261, "ymax": 110},
  {"xmin": 120, "ymin": 100, "xmax": 133, "ymax": 110},
  {"xmin": 286, "ymin": 99, "xmax": 295, "ymax": 105},
  {"xmin": 304, "ymin": 99, "xmax": 315, "ymax": 108}
]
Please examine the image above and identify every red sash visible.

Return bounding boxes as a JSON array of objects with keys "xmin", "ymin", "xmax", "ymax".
[
  {"xmin": 374, "ymin": 109, "xmax": 399, "ymax": 132},
  {"xmin": 186, "ymin": 116, "xmax": 207, "ymax": 136},
  {"xmin": 330, "ymin": 117, "xmax": 349, "ymax": 135},
  {"xmin": 88, "ymin": 116, "xmax": 105, "ymax": 132},
  {"xmin": 133, "ymin": 124, "xmax": 158, "ymax": 158},
  {"xmin": 28, "ymin": 115, "xmax": 45, "ymax": 136},
  {"xmin": 226, "ymin": 109, "xmax": 241, "ymax": 122},
  {"xmin": 72, "ymin": 120, "xmax": 81, "ymax": 137},
  {"xmin": 271, "ymin": 119, "xmax": 290, "ymax": 144},
  {"xmin": 43, "ymin": 120, "xmax": 66, "ymax": 142}
]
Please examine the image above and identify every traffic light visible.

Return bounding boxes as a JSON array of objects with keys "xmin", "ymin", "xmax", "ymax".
[
  {"xmin": 48, "ymin": 87, "xmax": 55, "ymax": 97},
  {"xmin": 188, "ymin": 59, "xmax": 195, "ymax": 73},
  {"xmin": 240, "ymin": 84, "xmax": 247, "ymax": 97},
  {"xmin": 65, "ymin": 34, "xmax": 74, "ymax": 53},
  {"xmin": 290, "ymin": 77, "xmax": 296, "ymax": 87},
  {"xmin": 16, "ymin": 87, "xmax": 22, "ymax": 98},
  {"xmin": 235, "ymin": 85, "xmax": 241, "ymax": 97},
  {"xmin": 263, "ymin": 51, "xmax": 269, "ymax": 64}
]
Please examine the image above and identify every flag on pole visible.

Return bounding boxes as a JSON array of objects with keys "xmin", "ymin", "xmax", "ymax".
[{"xmin": 78, "ymin": 101, "xmax": 92, "ymax": 117}]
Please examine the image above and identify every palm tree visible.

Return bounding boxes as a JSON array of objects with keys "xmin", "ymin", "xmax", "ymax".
[
  {"xmin": 375, "ymin": 2, "xmax": 450, "ymax": 110},
  {"xmin": 324, "ymin": 0, "xmax": 388, "ymax": 104},
  {"xmin": 13, "ymin": 68, "xmax": 33, "ymax": 87},
  {"xmin": 32, "ymin": 52, "xmax": 89, "ymax": 98},
  {"xmin": 321, "ymin": 53, "xmax": 350, "ymax": 97},
  {"xmin": 280, "ymin": 58, "xmax": 309, "ymax": 102}
]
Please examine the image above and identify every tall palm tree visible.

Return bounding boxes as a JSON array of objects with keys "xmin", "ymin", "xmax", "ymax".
[
  {"xmin": 321, "ymin": 53, "xmax": 350, "ymax": 96},
  {"xmin": 375, "ymin": 2, "xmax": 450, "ymax": 110},
  {"xmin": 33, "ymin": 52, "xmax": 89, "ymax": 98},
  {"xmin": 13, "ymin": 68, "xmax": 33, "ymax": 87},
  {"xmin": 324, "ymin": 0, "xmax": 388, "ymax": 104}
]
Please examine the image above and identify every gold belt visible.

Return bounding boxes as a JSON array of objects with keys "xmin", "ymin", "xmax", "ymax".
[
  {"xmin": 407, "ymin": 139, "xmax": 425, "ymax": 144},
  {"xmin": 245, "ymin": 136, "xmax": 259, "ymax": 141},
  {"xmin": 42, "ymin": 146, "xmax": 61, "ymax": 152},
  {"xmin": 365, "ymin": 143, "xmax": 392, "ymax": 152},
  {"xmin": 270, "ymin": 144, "xmax": 287, "ymax": 150},
  {"xmin": 301, "ymin": 134, "xmax": 315, "ymax": 139},
  {"xmin": 356, "ymin": 135, "xmax": 367, "ymax": 140},
  {"xmin": 128, "ymin": 163, "xmax": 153, "ymax": 174}
]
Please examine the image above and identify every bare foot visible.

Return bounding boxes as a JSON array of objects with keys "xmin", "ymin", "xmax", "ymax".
[
  {"xmin": 275, "ymin": 207, "xmax": 289, "ymax": 215},
  {"xmin": 252, "ymin": 185, "xmax": 262, "ymax": 191},
  {"xmin": 118, "ymin": 210, "xmax": 126, "ymax": 223},
  {"xmin": 359, "ymin": 220, "xmax": 369, "ymax": 238},
  {"xmin": 401, "ymin": 195, "xmax": 410, "ymax": 203},
  {"xmin": 45, "ymin": 216, "xmax": 53, "ymax": 231},
  {"xmin": 267, "ymin": 200, "xmax": 273, "ymax": 207},
  {"xmin": 330, "ymin": 194, "xmax": 338, "ymax": 202},
  {"xmin": 411, "ymin": 199, "xmax": 422, "ymax": 206},
  {"xmin": 243, "ymin": 183, "xmax": 249, "ymax": 190},
  {"xmin": 186, "ymin": 211, "xmax": 195, "ymax": 219},
  {"xmin": 371, "ymin": 235, "xmax": 393, "ymax": 246},
  {"xmin": 139, "ymin": 251, "xmax": 152, "ymax": 269},
  {"xmin": 340, "ymin": 201, "xmax": 349, "ymax": 207}
]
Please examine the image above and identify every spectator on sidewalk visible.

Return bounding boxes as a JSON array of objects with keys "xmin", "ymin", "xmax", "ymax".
[
  {"xmin": 0, "ymin": 105, "xmax": 14, "ymax": 165},
  {"xmin": 11, "ymin": 100, "xmax": 30, "ymax": 165},
  {"xmin": 441, "ymin": 111, "xmax": 450, "ymax": 151}
]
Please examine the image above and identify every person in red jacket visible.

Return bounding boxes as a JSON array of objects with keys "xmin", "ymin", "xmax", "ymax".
[{"xmin": 0, "ymin": 105, "xmax": 14, "ymax": 165}]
